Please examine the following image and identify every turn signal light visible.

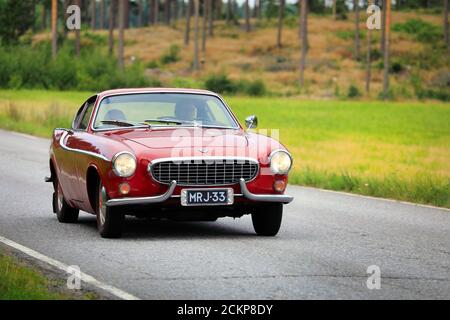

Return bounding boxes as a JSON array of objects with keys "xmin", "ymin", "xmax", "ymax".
[
  {"xmin": 273, "ymin": 180, "xmax": 286, "ymax": 193},
  {"xmin": 119, "ymin": 183, "xmax": 131, "ymax": 195}
]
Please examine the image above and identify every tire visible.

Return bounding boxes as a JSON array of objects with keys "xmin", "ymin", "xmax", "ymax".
[
  {"xmin": 251, "ymin": 203, "xmax": 283, "ymax": 236},
  {"xmin": 55, "ymin": 179, "xmax": 79, "ymax": 223},
  {"xmin": 96, "ymin": 181, "xmax": 124, "ymax": 238}
]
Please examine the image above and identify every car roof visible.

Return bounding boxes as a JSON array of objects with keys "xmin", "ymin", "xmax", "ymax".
[{"xmin": 97, "ymin": 88, "xmax": 219, "ymax": 100}]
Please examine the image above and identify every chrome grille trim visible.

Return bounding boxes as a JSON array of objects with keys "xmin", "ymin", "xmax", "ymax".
[{"xmin": 149, "ymin": 157, "xmax": 259, "ymax": 186}]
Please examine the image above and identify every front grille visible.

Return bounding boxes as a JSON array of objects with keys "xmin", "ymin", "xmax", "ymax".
[{"xmin": 150, "ymin": 159, "xmax": 259, "ymax": 185}]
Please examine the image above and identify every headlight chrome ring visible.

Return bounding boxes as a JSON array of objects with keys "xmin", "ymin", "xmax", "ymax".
[
  {"xmin": 269, "ymin": 149, "xmax": 293, "ymax": 175},
  {"xmin": 112, "ymin": 151, "xmax": 137, "ymax": 178}
]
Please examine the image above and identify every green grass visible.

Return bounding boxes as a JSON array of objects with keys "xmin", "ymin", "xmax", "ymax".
[
  {"xmin": 0, "ymin": 89, "xmax": 449, "ymax": 208},
  {"xmin": 0, "ymin": 250, "xmax": 73, "ymax": 300}
]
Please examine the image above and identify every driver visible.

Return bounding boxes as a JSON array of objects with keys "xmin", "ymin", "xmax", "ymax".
[{"xmin": 174, "ymin": 102, "xmax": 197, "ymax": 122}]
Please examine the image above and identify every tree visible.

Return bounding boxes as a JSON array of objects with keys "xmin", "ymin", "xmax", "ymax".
[
  {"xmin": 445, "ymin": 0, "xmax": 449, "ymax": 52},
  {"xmin": 277, "ymin": 0, "xmax": 285, "ymax": 48},
  {"xmin": 138, "ymin": 0, "xmax": 143, "ymax": 27},
  {"xmin": 202, "ymin": 0, "xmax": 207, "ymax": 52},
  {"xmin": 51, "ymin": 0, "xmax": 58, "ymax": 59},
  {"xmin": 154, "ymin": 0, "xmax": 160, "ymax": 24},
  {"xmin": 245, "ymin": 0, "xmax": 250, "ymax": 32},
  {"xmin": 383, "ymin": 0, "xmax": 391, "ymax": 99},
  {"xmin": 91, "ymin": 0, "xmax": 96, "ymax": 30},
  {"xmin": 149, "ymin": 0, "xmax": 154, "ymax": 25},
  {"xmin": 193, "ymin": 0, "xmax": 200, "ymax": 70},
  {"xmin": 109, "ymin": 0, "xmax": 116, "ymax": 55},
  {"xmin": 118, "ymin": 0, "xmax": 125, "ymax": 70},
  {"xmin": 124, "ymin": 0, "xmax": 130, "ymax": 28},
  {"xmin": 99, "ymin": 0, "xmax": 105, "ymax": 29},
  {"xmin": 380, "ymin": 0, "xmax": 386, "ymax": 53},
  {"xmin": 75, "ymin": 0, "xmax": 81, "ymax": 56},
  {"xmin": 354, "ymin": 0, "xmax": 360, "ymax": 60},
  {"xmin": 0, "ymin": 0, "xmax": 35, "ymax": 45},
  {"xmin": 208, "ymin": 0, "xmax": 214, "ymax": 36},
  {"xmin": 185, "ymin": 0, "xmax": 192, "ymax": 46},
  {"xmin": 299, "ymin": 0, "xmax": 308, "ymax": 86},
  {"xmin": 164, "ymin": 0, "xmax": 170, "ymax": 24},
  {"xmin": 332, "ymin": 0, "xmax": 336, "ymax": 20},
  {"xmin": 366, "ymin": 0, "xmax": 373, "ymax": 94}
]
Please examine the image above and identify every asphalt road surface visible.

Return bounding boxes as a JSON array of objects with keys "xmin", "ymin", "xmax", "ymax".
[{"xmin": 0, "ymin": 129, "xmax": 449, "ymax": 299}]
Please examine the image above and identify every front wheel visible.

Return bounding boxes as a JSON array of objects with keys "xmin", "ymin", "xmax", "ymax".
[
  {"xmin": 96, "ymin": 182, "xmax": 124, "ymax": 238},
  {"xmin": 55, "ymin": 179, "xmax": 79, "ymax": 223},
  {"xmin": 251, "ymin": 203, "xmax": 283, "ymax": 236}
]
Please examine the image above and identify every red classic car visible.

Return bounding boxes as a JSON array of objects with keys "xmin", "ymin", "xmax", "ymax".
[{"xmin": 46, "ymin": 88, "xmax": 293, "ymax": 238}]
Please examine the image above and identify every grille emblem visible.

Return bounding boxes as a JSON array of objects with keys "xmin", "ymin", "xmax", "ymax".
[{"xmin": 198, "ymin": 148, "xmax": 209, "ymax": 154}]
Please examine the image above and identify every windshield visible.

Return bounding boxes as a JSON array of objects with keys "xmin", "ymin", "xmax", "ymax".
[{"xmin": 93, "ymin": 93, "xmax": 239, "ymax": 130}]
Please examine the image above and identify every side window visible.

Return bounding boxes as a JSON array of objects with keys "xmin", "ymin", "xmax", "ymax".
[
  {"xmin": 77, "ymin": 101, "xmax": 95, "ymax": 130},
  {"xmin": 72, "ymin": 104, "xmax": 86, "ymax": 129}
]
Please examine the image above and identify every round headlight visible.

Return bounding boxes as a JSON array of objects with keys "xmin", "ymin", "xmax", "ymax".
[
  {"xmin": 112, "ymin": 152, "xmax": 137, "ymax": 177},
  {"xmin": 270, "ymin": 150, "xmax": 292, "ymax": 175}
]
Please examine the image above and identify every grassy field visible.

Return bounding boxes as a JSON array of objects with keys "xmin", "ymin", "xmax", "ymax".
[
  {"xmin": 0, "ymin": 248, "xmax": 92, "ymax": 300},
  {"xmin": 0, "ymin": 89, "xmax": 449, "ymax": 208}
]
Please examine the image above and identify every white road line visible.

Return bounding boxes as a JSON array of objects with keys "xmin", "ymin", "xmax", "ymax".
[
  {"xmin": 293, "ymin": 186, "xmax": 450, "ymax": 212},
  {"xmin": 0, "ymin": 235, "xmax": 140, "ymax": 300}
]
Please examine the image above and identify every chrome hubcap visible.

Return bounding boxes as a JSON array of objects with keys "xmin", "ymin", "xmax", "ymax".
[{"xmin": 98, "ymin": 186, "xmax": 107, "ymax": 226}]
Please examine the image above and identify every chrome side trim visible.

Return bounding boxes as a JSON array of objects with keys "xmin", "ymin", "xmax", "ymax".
[
  {"xmin": 239, "ymin": 178, "xmax": 293, "ymax": 204},
  {"xmin": 106, "ymin": 180, "xmax": 177, "ymax": 207},
  {"xmin": 58, "ymin": 130, "xmax": 109, "ymax": 161}
]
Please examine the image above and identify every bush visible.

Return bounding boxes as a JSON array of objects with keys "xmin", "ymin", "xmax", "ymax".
[
  {"xmin": 347, "ymin": 85, "xmax": 360, "ymax": 98},
  {"xmin": 0, "ymin": 42, "xmax": 155, "ymax": 91},
  {"xmin": 204, "ymin": 74, "xmax": 237, "ymax": 94},
  {"xmin": 242, "ymin": 80, "xmax": 266, "ymax": 96},
  {"xmin": 160, "ymin": 44, "xmax": 181, "ymax": 65},
  {"xmin": 392, "ymin": 19, "xmax": 442, "ymax": 44}
]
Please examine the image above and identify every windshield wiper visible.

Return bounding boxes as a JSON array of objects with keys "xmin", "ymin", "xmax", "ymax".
[
  {"xmin": 144, "ymin": 119, "xmax": 187, "ymax": 125},
  {"xmin": 100, "ymin": 120, "xmax": 150, "ymax": 128}
]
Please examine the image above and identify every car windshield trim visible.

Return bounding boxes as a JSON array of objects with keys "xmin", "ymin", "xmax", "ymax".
[{"xmin": 90, "ymin": 91, "xmax": 241, "ymax": 132}]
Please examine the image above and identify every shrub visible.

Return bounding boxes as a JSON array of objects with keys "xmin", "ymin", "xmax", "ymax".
[
  {"xmin": 392, "ymin": 19, "xmax": 442, "ymax": 44},
  {"xmin": 347, "ymin": 85, "xmax": 360, "ymax": 98},
  {"xmin": 160, "ymin": 44, "xmax": 181, "ymax": 65},
  {"xmin": 242, "ymin": 80, "xmax": 266, "ymax": 96},
  {"xmin": 204, "ymin": 74, "xmax": 237, "ymax": 94}
]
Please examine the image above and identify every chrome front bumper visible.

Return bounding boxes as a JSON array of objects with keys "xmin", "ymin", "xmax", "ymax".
[{"xmin": 105, "ymin": 179, "xmax": 293, "ymax": 207}]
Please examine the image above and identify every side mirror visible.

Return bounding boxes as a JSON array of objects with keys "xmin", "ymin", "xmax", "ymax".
[{"xmin": 245, "ymin": 115, "xmax": 258, "ymax": 130}]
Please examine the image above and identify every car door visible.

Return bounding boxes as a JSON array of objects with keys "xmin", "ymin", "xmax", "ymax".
[{"xmin": 62, "ymin": 97, "xmax": 96, "ymax": 204}]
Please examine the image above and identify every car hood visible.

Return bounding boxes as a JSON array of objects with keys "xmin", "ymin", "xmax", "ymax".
[{"xmin": 104, "ymin": 127, "xmax": 249, "ymax": 149}]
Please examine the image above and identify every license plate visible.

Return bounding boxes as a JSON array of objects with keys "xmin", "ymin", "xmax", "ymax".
[{"xmin": 181, "ymin": 188, "xmax": 234, "ymax": 206}]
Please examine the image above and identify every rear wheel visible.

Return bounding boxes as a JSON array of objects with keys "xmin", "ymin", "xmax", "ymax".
[
  {"xmin": 55, "ymin": 180, "xmax": 79, "ymax": 223},
  {"xmin": 96, "ymin": 181, "xmax": 124, "ymax": 238},
  {"xmin": 251, "ymin": 203, "xmax": 283, "ymax": 236}
]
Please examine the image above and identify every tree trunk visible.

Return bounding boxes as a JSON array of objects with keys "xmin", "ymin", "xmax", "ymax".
[
  {"xmin": 216, "ymin": 0, "xmax": 222, "ymax": 19},
  {"xmin": 208, "ymin": 0, "xmax": 214, "ymax": 36},
  {"xmin": 202, "ymin": 0, "xmax": 207, "ymax": 52},
  {"xmin": 445, "ymin": 0, "xmax": 449, "ymax": 52},
  {"xmin": 366, "ymin": 0, "xmax": 373, "ymax": 94},
  {"xmin": 193, "ymin": 0, "xmax": 200, "ymax": 70},
  {"xmin": 245, "ymin": 0, "xmax": 250, "ymax": 32},
  {"xmin": 354, "ymin": 0, "xmax": 360, "ymax": 60},
  {"xmin": 41, "ymin": 2, "xmax": 47, "ymax": 30},
  {"xmin": 383, "ymin": 0, "xmax": 391, "ymax": 99},
  {"xmin": 137, "ymin": 0, "xmax": 143, "ymax": 27},
  {"xmin": 154, "ymin": 0, "xmax": 159, "ymax": 24},
  {"xmin": 226, "ymin": 0, "xmax": 231, "ymax": 24},
  {"xmin": 109, "ymin": 0, "xmax": 115, "ymax": 55},
  {"xmin": 51, "ymin": 0, "xmax": 58, "ymax": 59},
  {"xmin": 299, "ymin": 0, "xmax": 308, "ymax": 87},
  {"xmin": 149, "ymin": 0, "xmax": 154, "ymax": 25},
  {"xmin": 99, "ymin": 0, "xmax": 105, "ymax": 29},
  {"xmin": 277, "ymin": 0, "xmax": 285, "ymax": 48},
  {"xmin": 332, "ymin": 0, "xmax": 336, "ymax": 20},
  {"xmin": 164, "ymin": 0, "xmax": 169, "ymax": 24},
  {"xmin": 380, "ymin": 0, "xmax": 386, "ymax": 53},
  {"xmin": 91, "ymin": 0, "xmax": 96, "ymax": 30},
  {"xmin": 75, "ymin": 0, "xmax": 81, "ymax": 56},
  {"xmin": 124, "ymin": 0, "xmax": 130, "ymax": 28},
  {"xmin": 118, "ymin": 0, "xmax": 125, "ymax": 70},
  {"xmin": 184, "ymin": 0, "xmax": 192, "ymax": 45}
]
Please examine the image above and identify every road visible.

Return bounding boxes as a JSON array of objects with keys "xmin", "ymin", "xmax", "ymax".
[{"xmin": 0, "ymin": 129, "xmax": 449, "ymax": 299}]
